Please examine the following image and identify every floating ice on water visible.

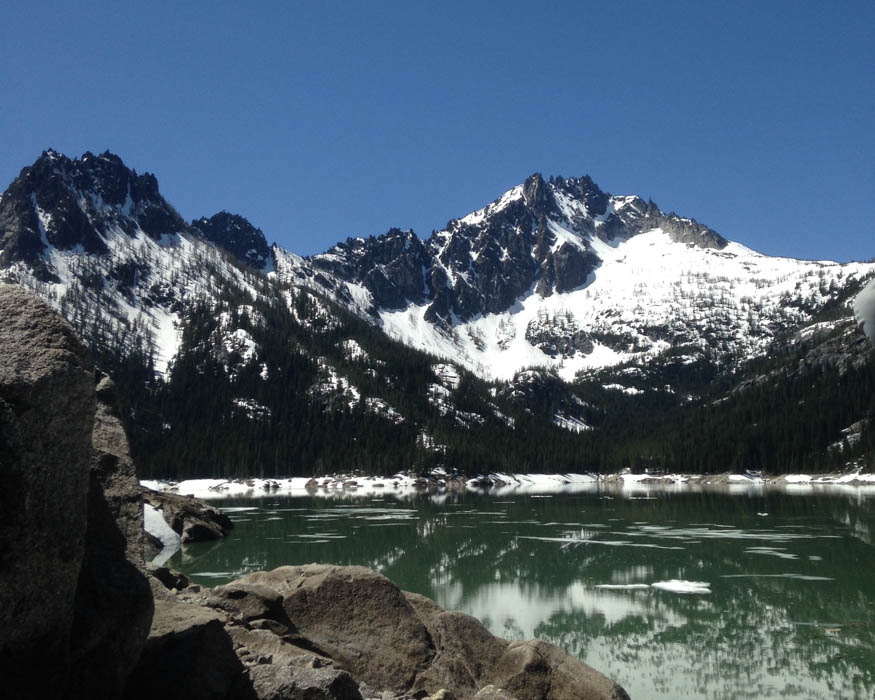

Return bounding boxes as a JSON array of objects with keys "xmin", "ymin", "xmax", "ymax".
[
  {"xmin": 722, "ymin": 573, "xmax": 834, "ymax": 581},
  {"xmin": 593, "ymin": 580, "xmax": 712, "ymax": 594},
  {"xmin": 745, "ymin": 546, "xmax": 798, "ymax": 560},
  {"xmin": 651, "ymin": 579, "xmax": 711, "ymax": 594}
]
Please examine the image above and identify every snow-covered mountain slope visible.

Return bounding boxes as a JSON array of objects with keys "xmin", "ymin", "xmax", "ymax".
[{"xmin": 274, "ymin": 173, "xmax": 875, "ymax": 380}]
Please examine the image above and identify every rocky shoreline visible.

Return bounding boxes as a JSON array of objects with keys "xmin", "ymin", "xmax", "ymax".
[
  {"xmin": 141, "ymin": 466, "xmax": 875, "ymax": 505},
  {"xmin": 0, "ymin": 284, "xmax": 629, "ymax": 699},
  {"xmin": 136, "ymin": 562, "xmax": 630, "ymax": 700}
]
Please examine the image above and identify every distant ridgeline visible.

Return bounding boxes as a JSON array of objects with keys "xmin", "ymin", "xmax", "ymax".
[{"xmin": 1, "ymin": 150, "xmax": 874, "ymax": 478}]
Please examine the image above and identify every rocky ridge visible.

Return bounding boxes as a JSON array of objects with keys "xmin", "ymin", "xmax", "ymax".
[{"xmin": 289, "ymin": 173, "xmax": 728, "ymax": 327}]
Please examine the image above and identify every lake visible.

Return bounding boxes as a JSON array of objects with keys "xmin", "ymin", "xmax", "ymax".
[{"xmin": 168, "ymin": 485, "xmax": 875, "ymax": 699}]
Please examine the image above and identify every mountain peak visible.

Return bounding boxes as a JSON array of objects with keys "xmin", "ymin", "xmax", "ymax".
[
  {"xmin": 191, "ymin": 211, "xmax": 273, "ymax": 270},
  {"xmin": 522, "ymin": 172, "xmax": 555, "ymax": 215},
  {"xmin": 0, "ymin": 149, "xmax": 188, "ymax": 281}
]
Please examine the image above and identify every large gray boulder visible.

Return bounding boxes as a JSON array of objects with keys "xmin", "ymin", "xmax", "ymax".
[
  {"xmin": 0, "ymin": 284, "xmax": 153, "ymax": 699},
  {"xmin": 245, "ymin": 665, "xmax": 362, "ymax": 700},
  {"xmin": 491, "ymin": 640, "xmax": 630, "ymax": 700},
  {"xmin": 405, "ymin": 592, "xmax": 508, "ymax": 699},
  {"xmin": 237, "ymin": 565, "xmax": 436, "ymax": 692},
  {"xmin": 0, "ymin": 283, "xmax": 95, "ymax": 697}
]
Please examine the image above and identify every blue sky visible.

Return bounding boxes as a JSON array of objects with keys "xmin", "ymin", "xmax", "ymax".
[{"xmin": 1, "ymin": 1, "xmax": 872, "ymax": 261}]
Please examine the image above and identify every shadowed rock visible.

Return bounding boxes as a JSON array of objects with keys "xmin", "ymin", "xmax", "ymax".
[
  {"xmin": 0, "ymin": 284, "xmax": 154, "ymax": 699},
  {"xmin": 68, "ymin": 373, "xmax": 154, "ymax": 699},
  {"xmin": 125, "ymin": 597, "xmax": 248, "ymax": 700}
]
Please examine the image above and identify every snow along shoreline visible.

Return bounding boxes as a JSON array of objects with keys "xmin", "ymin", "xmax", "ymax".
[{"xmin": 142, "ymin": 468, "xmax": 875, "ymax": 501}]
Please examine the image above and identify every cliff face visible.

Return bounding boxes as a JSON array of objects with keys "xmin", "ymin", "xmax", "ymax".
[{"xmin": 0, "ymin": 283, "xmax": 153, "ymax": 699}]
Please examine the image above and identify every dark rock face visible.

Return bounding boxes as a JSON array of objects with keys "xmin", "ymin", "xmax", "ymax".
[
  {"xmin": 192, "ymin": 211, "xmax": 274, "ymax": 269},
  {"xmin": 0, "ymin": 284, "xmax": 153, "ymax": 700},
  {"xmin": 0, "ymin": 283, "xmax": 95, "ymax": 697},
  {"xmin": 68, "ymin": 373, "xmax": 154, "ymax": 699},
  {"xmin": 313, "ymin": 228, "xmax": 432, "ymax": 310},
  {"xmin": 142, "ymin": 487, "xmax": 233, "ymax": 543},
  {"xmin": 608, "ymin": 194, "xmax": 726, "ymax": 249},
  {"xmin": 524, "ymin": 312, "xmax": 594, "ymax": 359}
]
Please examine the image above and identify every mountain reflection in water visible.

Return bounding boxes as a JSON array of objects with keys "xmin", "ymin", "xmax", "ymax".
[{"xmin": 172, "ymin": 488, "xmax": 875, "ymax": 700}]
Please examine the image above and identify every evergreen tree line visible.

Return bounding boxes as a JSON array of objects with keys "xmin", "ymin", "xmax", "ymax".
[{"xmin": 95, "ymin": 280, "xmax": 874, "ymax": 479}]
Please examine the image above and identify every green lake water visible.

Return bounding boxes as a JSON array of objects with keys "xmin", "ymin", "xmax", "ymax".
[{"xmin": 169, "ymin": 488, "xmax": 875, "ymax": 699}]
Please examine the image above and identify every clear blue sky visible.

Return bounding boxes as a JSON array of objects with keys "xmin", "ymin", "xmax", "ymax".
[{"xmin": 1, "ymin": 1, "xmax": 872, "ymax": 261}]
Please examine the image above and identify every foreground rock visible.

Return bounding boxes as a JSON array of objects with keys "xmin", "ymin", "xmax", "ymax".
[
  {"xmin": 142, "ymin": 486, "xmax": 233, "ymax": 543},
  {"xmin": 133, "ymin": 564, "xmax": 630, "ymax": 700},
  {"xmin": 0, "ymin": 284, "xmax": 153, "ymax": 699},
  {"xmin": 0, "ymin": 284, "xmax": 95, "ymax": 697}
]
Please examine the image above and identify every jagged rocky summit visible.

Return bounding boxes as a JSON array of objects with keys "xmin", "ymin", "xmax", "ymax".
[
  {"xmin": 0, "ymin": 282, "xmax": 629, "ymax": 699},
  {"xmin": 300, "ymin": 173, "xmax": 725, "ymax": 324}
]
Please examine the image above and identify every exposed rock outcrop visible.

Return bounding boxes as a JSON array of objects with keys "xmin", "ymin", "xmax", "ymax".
[
  {"xmin": 0, "ymin": 284, "xmax": 153, "ymax": 700},
  {"xmin": 191, "ymin": 211, "xmax": 274, "ymax": 270},
  {"xmin": 142, "ymin": 486, "xmax": 234, "ymax": 543}
]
